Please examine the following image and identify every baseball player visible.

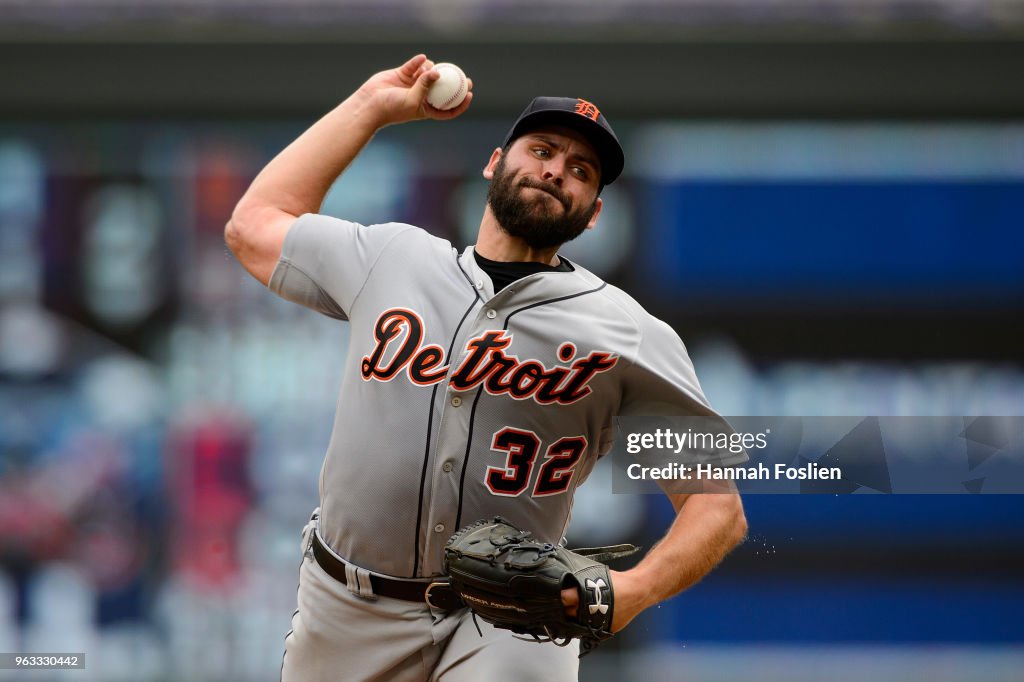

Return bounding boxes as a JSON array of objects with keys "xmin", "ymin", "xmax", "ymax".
[{"xmin": 226, "ymin": 54, "xmax": 747, "ymax": 681}]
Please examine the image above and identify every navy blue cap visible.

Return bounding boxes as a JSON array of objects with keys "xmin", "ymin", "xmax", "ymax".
[{"xmin": 502, "ymin": 96, "xmax": 624, "ymax": 186}]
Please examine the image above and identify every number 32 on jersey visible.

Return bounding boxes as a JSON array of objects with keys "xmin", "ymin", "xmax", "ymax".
[{"xmin": 484, "ymin": 427, "xmax": 586, "ymax": 497}]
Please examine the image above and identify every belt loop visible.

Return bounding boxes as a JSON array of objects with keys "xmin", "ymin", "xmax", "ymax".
[
  {"xmin": 301, "ymin": 507, "xmax": 320, "ymax": 558},
  {"xmin": 344, "ymin": 564, "xmax": 378, "ymax": 601}
]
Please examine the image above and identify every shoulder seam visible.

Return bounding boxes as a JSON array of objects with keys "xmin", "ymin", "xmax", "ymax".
[
  {"xmin": 592, "ymin": 285, "xmax": 645, "ymax": 372},
  {"xmin": 348, "ymin": 224, "xmax": 420, "ymax": 313}
]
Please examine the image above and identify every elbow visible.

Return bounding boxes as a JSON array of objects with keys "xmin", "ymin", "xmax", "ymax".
[
  {"xmin": 224, "ymin": 217, "xmax": 242, "ymax": 257},
  {"xmin": 224, "ymin": 201, "xmax": 249, "ymax": 257},
  {"xmin": 729, "ymin": 497, "xmax": 748, "ymax": 549},
  {"xmin": 733, "ymin": 508, "xmax": 748, "ymax": 547},
  {"xmin": 225, "ymin": 198, "xmax": 260, "ymax": 258},
  {"xmin": 222, "ymin": 200, "xmax": 295, "ymax": 286},
  {"xmin": 709, "ymin": 491, "xmax": 747, "ymax": 551}
]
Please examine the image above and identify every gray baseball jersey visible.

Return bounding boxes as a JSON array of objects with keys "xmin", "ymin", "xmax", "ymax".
[{"xmin": 269, "ymin": 213, "xmax": 724, "ymax": 579}]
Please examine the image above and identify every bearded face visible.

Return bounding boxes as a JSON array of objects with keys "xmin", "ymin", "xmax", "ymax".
[{"xmin": 485, "ymin": 153, "xmax": 599, "ymax": 251}]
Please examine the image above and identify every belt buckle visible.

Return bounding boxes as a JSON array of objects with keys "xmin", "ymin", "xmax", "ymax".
[{"xmin": 424, "ymin": 580, "xmax": 461, "ymax": 611}]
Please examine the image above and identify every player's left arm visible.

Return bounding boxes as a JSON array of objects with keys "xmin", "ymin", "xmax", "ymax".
[
  {"xmin": 561, "ymin": 482, "xmax": 746, "ymax": 631},
  {"xmin": 611, "ymin": 484, "xmax": 746, "ymax": 631},
  {"xmin": 562, "ymin": 314, "xmax": 749, "ymax": 630}
]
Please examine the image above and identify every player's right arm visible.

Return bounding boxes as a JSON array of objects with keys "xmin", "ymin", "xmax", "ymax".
[{"xmin": 225, "ymin": 54, "xmax": 473, "ymax": 285}]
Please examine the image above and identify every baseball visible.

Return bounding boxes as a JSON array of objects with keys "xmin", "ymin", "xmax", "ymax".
[{"xmin": 426, "ymin": 63, "xmax": 469, "ymax": 111}]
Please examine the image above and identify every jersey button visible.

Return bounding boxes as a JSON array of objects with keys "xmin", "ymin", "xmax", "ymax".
[
  {"xmin": 442, "ymin": 462, "xmax": 453, "ymax": 472},
  {"xmin": 485, "ymin": 309, "xmax": 497, "ymax": 319},
  {"xmin": 434, "ymin": 523, "xmax": 445, "ymax": 533},
  {"xmin": 451, "ymin": 396, "xmax": 462, "ymax": 407},
  {"xmin": 475, "ymin": 280, "xmax": 484, "ymax": 289}
]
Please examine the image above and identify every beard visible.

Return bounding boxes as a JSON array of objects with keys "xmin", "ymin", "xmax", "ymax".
[{"xmin": 485, "ymin": 154, "xmax": 598, "ymax": 251}]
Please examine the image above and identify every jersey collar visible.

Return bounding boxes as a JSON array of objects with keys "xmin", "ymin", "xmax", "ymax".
[{"xmin": 458, "ymin": 245, "xmax": 603, "ymax": 305}]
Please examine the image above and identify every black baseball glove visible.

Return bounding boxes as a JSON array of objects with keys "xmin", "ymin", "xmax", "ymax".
[{"xmin": 442, "ymin": 517, "xmax": 639, "ymax": 653}]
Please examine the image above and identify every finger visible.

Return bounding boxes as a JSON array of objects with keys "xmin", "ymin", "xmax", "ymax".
[
  {"xmin": 410, "ymin": 69, "xmax": 443, "ymax": 117},
  {"xmin": 414, "ymin": 59, "xmax": 437, "ymax": 81},
  {"xmin": 431, "ymin": 90, "xmax": 473, "ymax": 120},
  {"xmin": 413, "ymin": 68, "xmax": 441, "ymax": 97},
  {"xmin": 398, "ymin": 54, "xmax": 428, "ymax": 78},
  {"xmin": 561, "ymin": 586, "xmax": 579, "ymax": 617}
]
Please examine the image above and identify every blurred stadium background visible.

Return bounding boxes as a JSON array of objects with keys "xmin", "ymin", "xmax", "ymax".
[{"xmin": 1, "ymin": 1, "xmax": 1023, "ymax": 680}]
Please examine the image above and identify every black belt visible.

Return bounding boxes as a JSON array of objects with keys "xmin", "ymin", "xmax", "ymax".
[{"xmin": 310, "ymin": 530, "xmax": 463, "ymax": 611}]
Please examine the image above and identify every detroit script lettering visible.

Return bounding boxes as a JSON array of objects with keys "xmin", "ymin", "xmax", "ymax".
[{"xmin": 360, "ymin": 308, "xmax": 618, "ymax": 405}]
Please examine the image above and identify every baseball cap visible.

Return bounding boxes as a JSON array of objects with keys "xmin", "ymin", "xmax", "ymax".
[{"xmin": 502, "ymin": 97, "xmax": 624, "ymax": 186}]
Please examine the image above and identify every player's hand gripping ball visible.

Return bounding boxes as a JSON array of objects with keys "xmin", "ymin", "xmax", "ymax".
[{"xmin": 427, "ymin": 63, "xmax": 469, "ymax": 111}]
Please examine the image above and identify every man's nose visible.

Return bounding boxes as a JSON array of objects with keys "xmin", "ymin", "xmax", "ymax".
[{"xmin": 541, "ymin": 159, "xmax": 565, "ymax": 186}]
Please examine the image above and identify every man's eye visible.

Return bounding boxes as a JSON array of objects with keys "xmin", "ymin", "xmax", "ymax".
[
  {"xmin": 572, "ymin": 167, "xmax": 587, "ymax": 178},
  {"xmin": 533, "ymin": 148, "xmax": 550, "ymax": 157}
]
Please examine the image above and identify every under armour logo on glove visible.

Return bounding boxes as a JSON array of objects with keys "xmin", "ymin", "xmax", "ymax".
[
  {"xmin": 443, "ymin": 517, "xmax": 638, "ymax": 654},
  {"xmin": 585, "ymin": 578, "xmax": 608, "ymax": 615}
]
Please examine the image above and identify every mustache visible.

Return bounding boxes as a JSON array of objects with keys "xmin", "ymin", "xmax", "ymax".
[{"xmin": 517, "ymin": 177, "xmax": 570, "ymax": 211}]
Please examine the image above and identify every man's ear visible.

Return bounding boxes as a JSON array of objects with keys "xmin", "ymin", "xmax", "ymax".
[
  {"xmin": 482, "ymin": 147, "xmax": 503, "ymax": 180},
  {"xmin": 585, "ymin": 197, "xmax": 603, "ymax": 231}
]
